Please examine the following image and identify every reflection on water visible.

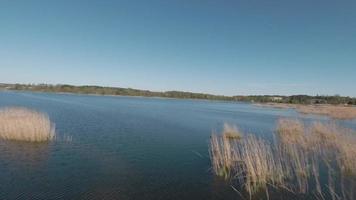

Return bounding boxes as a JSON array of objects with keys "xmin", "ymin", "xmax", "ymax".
[
  {"xmin": 0, "ymin": 91, "xmax": 355, "ymax": 200},
  {"xmin": 0, "ymin": 141, "xmax": 51, "ymax": 171},
  {"xmin": 0, "ymin": 141, "xmax": 51, "ymax": 199}
]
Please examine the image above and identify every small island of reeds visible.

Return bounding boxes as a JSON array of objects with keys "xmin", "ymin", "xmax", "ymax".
[{"xmin": 0, "ymin": 107, "xmax": 55, "ymax": 142}]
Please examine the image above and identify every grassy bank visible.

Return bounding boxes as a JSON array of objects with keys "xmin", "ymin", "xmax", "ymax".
[
  {"xmin": 296, "ymin": 104, "xmax": 356, "ymax": 119},
  {"xmin": 255, "ymin": 103, "xmax": 356, "ymax": 119},
  {"xmin": 210, "ymin": 120, "xmax": 356, "ymax": 199}
]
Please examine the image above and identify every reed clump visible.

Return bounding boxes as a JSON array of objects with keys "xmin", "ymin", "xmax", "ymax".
[
  {"xmin": 222, "ymin": 123, "xmax": 242, "ymax": 140},
  {"xmin": 210, "ymin": 124, "xmax": 286, "ymax": 197},
  {"xmin": 209, "ymin": 124, "xmax": 242, "ymax": 179},
  {"xmin": 0, "ymin": 107, "xmax": 55, "ymax": 142},
  {"xmin": 277, "ymin": 119, "xmax": 356, "ymax": 199},
  {"xmin": 277, "ymin": 119, "xmax": 356, "ymax": 176},
  {"xmin": 235, "ymin": 135, "xmax": 284, "ymax": 195},
  {"xmin": 275, "ymin": 118, "xmax": 305, "ymax": 146},
  {"xmin": 210, "ymin": 120, "xmax": 356, "ymax": 199}
]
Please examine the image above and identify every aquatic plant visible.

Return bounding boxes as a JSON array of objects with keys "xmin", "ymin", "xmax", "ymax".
[
  {"xmin": 0, "ymin": 107, "xmax": 55, "ymax": 142},
  {"xmin": 277, "ymin": 119, "xmax": 356, "ymax": 177},
  {"xmin": 296, "ymin": 105, "xmax": 356, "ymax": 120},
  {"xmin": 256, "ymin": 103, "xmax": 356, "ymax": 119},
  {"xmin": 210, "ymin": 124, "xmax": 286, "ymax": 198},
  {"xmin": 222, "ymin": 123, "xmax": 242, "ymax": 140},
  {"xmin": 210, "ymin": 120, "xmax": 356, "ymax": 199},
  {"xmin": 209, "ymin": 124, "xmax": 242, "ymax": 179},
  {"xmin": 276, "ymin": 119, "xmax": 356, "ymax": 199}
]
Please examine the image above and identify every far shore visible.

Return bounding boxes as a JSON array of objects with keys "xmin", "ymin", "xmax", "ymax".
[
  {"xmin": 0, "ymin": 89, "xmax": 238, "ymax": 104},
  {"xmin": 1, "ymin": 83, "xmax": 355, "ymax": 105},
  {"xmin": 2, "ymin": 89, "xmax": 356, "ymax": 119}
]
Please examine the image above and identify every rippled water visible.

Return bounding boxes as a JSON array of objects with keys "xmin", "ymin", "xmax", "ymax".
[{"xmin": 0, "ymin": 91, "xmax": 355, "ymax": 200}]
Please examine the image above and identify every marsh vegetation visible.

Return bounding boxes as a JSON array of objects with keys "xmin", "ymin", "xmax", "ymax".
[
  {"xmin": 255, "ymin": 103, "xmax": 356, "ymax": 119},
  {"xmin": 0, "ymin": 107, "xmax": 55, "ymax": 142},
  {"xmin": 296, "ymin": 104, "xmax": 356, "ymax": 119},
  {"xmin": 210, "ymin": 119, "xmax": 356, "ymax": 199}
]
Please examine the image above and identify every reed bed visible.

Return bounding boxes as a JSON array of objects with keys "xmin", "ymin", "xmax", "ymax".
[
  {"xmin": 210, "ymin": 120, "xmax": 356, "ymax": 199},
  {"xmin": 210, "ymin": 125, "xmax": 286, "ymax": 198},
  {"xmin": 277, "ymin": 119, "xmax": 356, "ymax": 176},
  {"xmin": 254, "ymin": 103, "xmax": 297, "ymax": 109},
  {"xmin": 255, "ymin": 103, "xmax": 356, "ymax": 119},
  {"xmin": 0, "ymin": 107, "xmax": 55, "ymax": 142},
  {"xmin": 296, "ymin": 105, "xmax": 356, "ymax": 120},
  {"xmin": 277, "ymin": 119, "xmax": 356, "ymax": 199}
]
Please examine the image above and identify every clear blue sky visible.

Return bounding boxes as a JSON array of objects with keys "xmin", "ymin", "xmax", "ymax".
[{"xmin": 1, "ymin": 0, "xmax": 355, "ymax": 96}]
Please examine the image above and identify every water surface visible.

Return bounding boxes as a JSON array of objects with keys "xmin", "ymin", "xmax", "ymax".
[{"xmin": 0, "ymin": 91, "xmax": 354, "ymax": 199}]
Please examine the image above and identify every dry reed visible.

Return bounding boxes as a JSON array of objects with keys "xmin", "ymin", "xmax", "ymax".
[
  {"xmin": 255, "ymin": 103, "xmax": 356, "ymax": 119},
  {"xmin": 210, "ymin": 120, "xmax": 356, "ymax": 199},
  {"xmin": 254, "ymin": 103, "xmax": 297, "ymax": 110},
  {"xmin": 277, "ymin": 119, "xmax": 356, "ymax": 176},
  {"xmin": 0, "ymin": 107, "xmax": 55, "ymax": 142},
  {"xmin": 209, "ymin": 124, "xmax": 242, "ymax": 179},
  {"xmin": 277, "ymin": 119, "xmax": 356, "ymax": 199},
  {"xmin": 296, "ymin": 105, "xmax": 356, "ymax": 120},
  {"xmin": 210, "ymin": 124, "xmax": 286, "ymax": 198},
  {"xmin": 222, "ymin": 123, "xmax": 242, "ymax": 140}
]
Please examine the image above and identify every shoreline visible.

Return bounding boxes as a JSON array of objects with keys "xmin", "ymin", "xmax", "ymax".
[
  {"xmin": 254, "ymin": 102, "xmax": 356, "ymax": 120},
  {"xmin": 0, "ymin": 89, "xmax": 240, "ymax": 104}
]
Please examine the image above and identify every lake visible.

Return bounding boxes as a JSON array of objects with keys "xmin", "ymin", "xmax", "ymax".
[{"xmin": 0, "ymin": 91, "xmax": 355, "ymax": 200}]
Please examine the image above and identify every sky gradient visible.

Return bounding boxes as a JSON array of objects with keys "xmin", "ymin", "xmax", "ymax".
[{"xmin": 1, "ymin": 0, "xmax": 355, "ymax": 96}]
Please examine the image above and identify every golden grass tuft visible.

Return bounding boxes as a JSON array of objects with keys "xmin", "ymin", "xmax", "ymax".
[
  {"xmin": 210, "ymin": 124, "xmax": 286, "ymax": 197},
  {"xmin": 277, "ymin": 120, "xmax": 356, "ymax": 176},
  {"xmin": 210, "ymin": 120, "xmax": 356, "ymax": 199},
  {"xmin": 210, "ymin": 134, "xmax": 284, "ymax": 196},
  {"xmin": 0, "ymin": 107, "xmax": 55, "ymax": 142},
  {"xmin": 209, "ymin": 124, "xmax": 242, "ymax": 179},
  {"xmin": 276, "ymin": 118, "xmax": 305, "ymax": 146},
  {"xmin": 222, "ymin": 123, "xmax": 242, "ymax": 140},
  {"xmin": 277, "ymin": 119, "xmax": 356, "ymax": 198}
]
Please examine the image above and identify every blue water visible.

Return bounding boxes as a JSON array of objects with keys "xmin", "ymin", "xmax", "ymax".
[{"xmin": 0, "ymin": 91, "xmax": 354, "ymax": 200}]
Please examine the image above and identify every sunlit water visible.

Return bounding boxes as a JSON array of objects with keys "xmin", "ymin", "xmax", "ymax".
[{"xmin": 0, "ymin": 91, "xmax": 355, "ymax": 200}]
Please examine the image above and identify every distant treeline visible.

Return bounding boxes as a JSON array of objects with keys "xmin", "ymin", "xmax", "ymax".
[
  {"xmin": 0, "ymin": 83, "xmax": 232, "ymax": 101},
  {"xmin": 1, "ymin": 83, "xmax": 355, "ymax": 105}
]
